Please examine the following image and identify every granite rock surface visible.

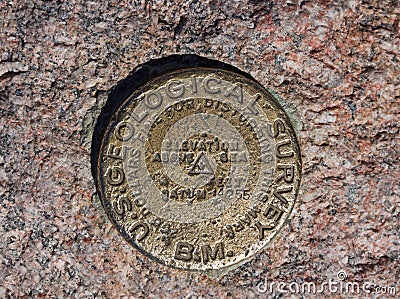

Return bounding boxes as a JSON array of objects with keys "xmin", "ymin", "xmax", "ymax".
[{"xmin": 1, "ymin": 0, "xmax": 399, "ymax": 298}]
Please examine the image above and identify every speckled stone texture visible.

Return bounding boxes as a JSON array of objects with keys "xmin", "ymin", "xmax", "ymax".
[{"xmin": 1, "ymin": 0, "xmax": 399, "ymax": 298}]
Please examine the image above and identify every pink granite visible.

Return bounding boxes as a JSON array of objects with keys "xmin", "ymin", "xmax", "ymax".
[{"xmin": 1, "ymin": 0, "xmax": 399, "ymax": 297}]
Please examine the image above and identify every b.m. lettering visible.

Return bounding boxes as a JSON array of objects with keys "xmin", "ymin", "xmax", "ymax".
[{"xmin": 174, "ymin": 241, "xmax": 225, "ymax": 264}]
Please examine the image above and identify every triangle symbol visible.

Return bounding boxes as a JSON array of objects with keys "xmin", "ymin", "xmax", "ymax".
[{"xmin": 188, "ymin": 152, "xmax": 214, "ymax": 175}]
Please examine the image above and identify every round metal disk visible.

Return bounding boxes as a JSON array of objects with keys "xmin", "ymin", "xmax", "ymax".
[{"xmin": 96, "ymin": 67, "xmax": 301, "ymax": 272}]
